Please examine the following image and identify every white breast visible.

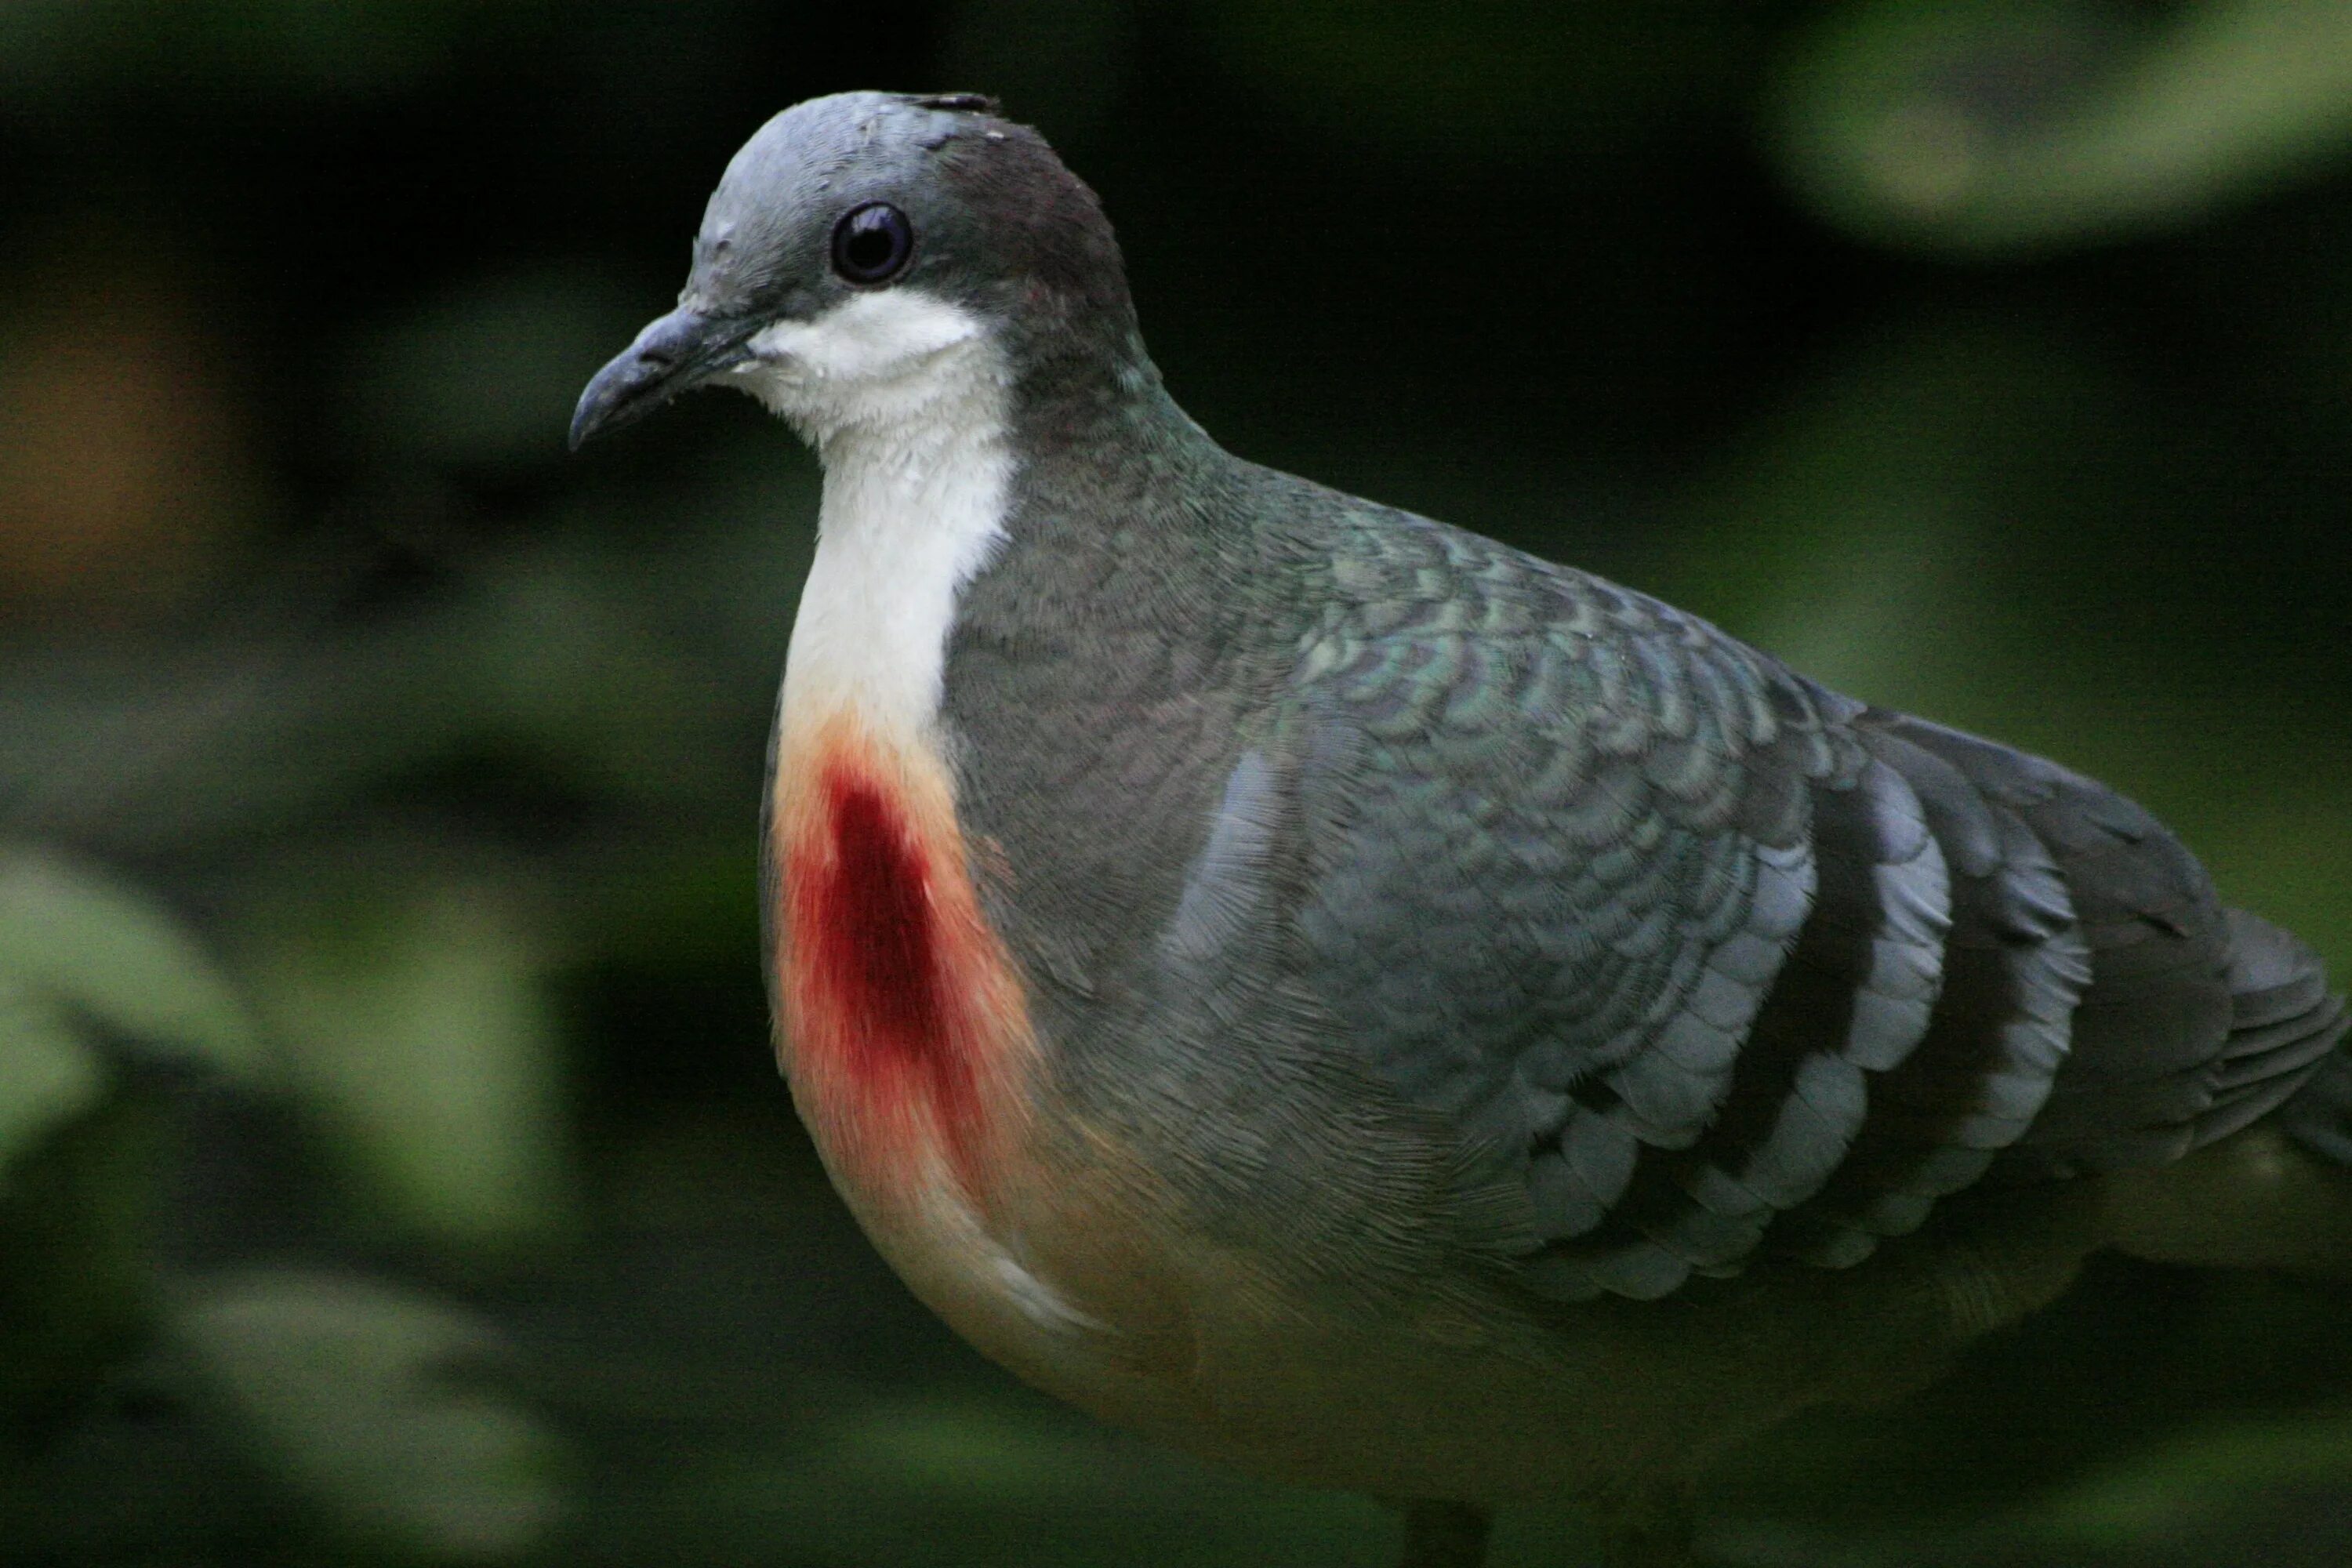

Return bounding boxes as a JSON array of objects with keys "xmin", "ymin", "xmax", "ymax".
[
  {"xmin": 734, "ymin": 289, "xmax": 1015, "ymax": 743},
  {"xmin": 742, "ymin": 289, "xmax": 1109, "ymax": 1348}
]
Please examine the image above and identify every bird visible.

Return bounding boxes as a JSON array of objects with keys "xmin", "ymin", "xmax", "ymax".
[{"xmin": 570, "ymin": 91, "xmax": 2352, "ymax": 1568}]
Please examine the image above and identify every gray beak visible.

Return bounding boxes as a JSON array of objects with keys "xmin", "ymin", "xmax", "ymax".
[{"xmin": 568, "ymin": 308, "xmax": 757, "ymax": 450}]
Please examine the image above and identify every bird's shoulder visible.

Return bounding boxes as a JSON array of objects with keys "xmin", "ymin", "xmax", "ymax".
[{"xmin": 1274, "ymin": 494, "xmax": 1864, "ymax": 844}]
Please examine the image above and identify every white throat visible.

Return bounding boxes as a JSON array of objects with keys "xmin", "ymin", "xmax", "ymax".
[{"xmin": 740, "ymin": 291, "xmax": 1014, "ymax": 743}]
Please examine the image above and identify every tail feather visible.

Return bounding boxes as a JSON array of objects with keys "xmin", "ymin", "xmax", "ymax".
[
  {"xmin": 2201, "ymin": 911, "xmax": 2349, "ymax": 1148},
  {"xmin": 2103, "ymin": 912, "xmax": 2352, "ymax": 1275},
  {"xmin": 2281, "ymin": 1051, "xmax": 2352, "ymax": 1167}
]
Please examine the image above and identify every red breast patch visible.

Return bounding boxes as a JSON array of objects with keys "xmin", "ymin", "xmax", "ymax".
[{"xmin": 776, "ymin": 729, "xmax": 1028, "ymax": 1203}]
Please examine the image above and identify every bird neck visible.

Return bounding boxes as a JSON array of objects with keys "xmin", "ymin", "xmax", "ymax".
[
  {"xmin": 774, "ymin": 301, "xmax": 1229, "ymax": 750},
  {"xmin": 984, "ymin": 333, "xmax": 1254, "ymax": 641},
  {"xmin": 779, "ymin": 326, "xmax": 1016, "ymax": 753}
]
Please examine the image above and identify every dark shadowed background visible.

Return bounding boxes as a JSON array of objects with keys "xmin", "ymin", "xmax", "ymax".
[{"xmin": 5, "ymin": 2, "xmax": 2352, "ymax": 1564}]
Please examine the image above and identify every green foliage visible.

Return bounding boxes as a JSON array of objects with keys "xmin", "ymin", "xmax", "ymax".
[
  {"xmin": 0, "ymin": 1094, "xmax": 159, "ymax": 1449},
  {"xmin": 0, "ymin": 981, "xmax": 103, "ymax": 1200},
  {"xmin": 1200, "ymin": 1, "xmax": 1756, "ymax": 161},
  {"xmin": 1775, "ymin": 0, "xmax": 2352, "ymax": 254},
  {"xmin": 691, "ymin": 1396, "xmax": 1392, "ymax": 1567},
  {"xmin": 2041, "ymin": 1412, "xmax": 2352, "ymax": 1547},
  {"xmin": 174, "ymin": 1269, "xmax": 570, "ymax": 1563},
  {"xmin": 0, "ymin": 848, "xmax": 260, "ymax": 1439},
  {"xmin": 0, "ymin": 844, "xmax": 263, "ymax": 1095},
  {"xmin": 234, "ymin": 873, "xmax": 573, "ymax": 1250},
  {"xmin": 0, "ymin": 0, "xmax": 486, "ymax": 104}
]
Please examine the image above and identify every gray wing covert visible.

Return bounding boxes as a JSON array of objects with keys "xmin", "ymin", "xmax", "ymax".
[
  {"xmin": 1289, "ymin": 515, "xmax": 1900, "ymax": 1298},
  {"xmin": 1283, "ymin": 511, "xmax": 2345, "ymax": 1302}
]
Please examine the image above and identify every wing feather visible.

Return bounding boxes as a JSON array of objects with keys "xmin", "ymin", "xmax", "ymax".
[{"xmin": 1254, "ymin": 506, "xmax": 2343, "ymax": 1301}]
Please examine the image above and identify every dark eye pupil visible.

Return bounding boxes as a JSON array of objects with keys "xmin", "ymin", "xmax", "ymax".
[{"xmin": 833, "ymin": 203, "xmax": 911, "ymax": 283}]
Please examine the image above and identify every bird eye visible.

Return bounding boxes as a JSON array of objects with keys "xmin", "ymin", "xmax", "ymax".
[{"xmin": 831, "ymin": 202, "xmax": 914, "ymax": 285}]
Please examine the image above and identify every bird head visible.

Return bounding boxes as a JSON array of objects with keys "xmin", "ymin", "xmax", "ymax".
[{"xmin": 568, "ymin": 91, "xmax": 1138, "ymax": 452}]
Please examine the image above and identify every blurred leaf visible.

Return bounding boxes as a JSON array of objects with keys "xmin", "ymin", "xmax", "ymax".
[
  {"xmin": 0, "ymin": 0, "xmax": 477, "ymax": 107},
  {"xmin": 1668, "ymin": 311, "xmax": 2117, "ymax": 720},
  {"xmin": 0, "ymin": 260, "xmax": 265, "ymax": 613},
  {"xmin": 343, "ymin": 268, "xmax": 641, "ymax": 470},
  {"xmin": 175, "ymin": 1268, "xmax": 569, "ymax": 1563},
  {"xmin": 2038, "ymin": 1413, "xmax": 2352, "ymax": 1545},
  {"xmin": 0, "ymin": 978, "xmax": 105, "ymax": 1184},
  {"xmin": 238, "ymin": 874, "xmax": 572, "ymax": 1249},
  {"xmin": 1775, "ymin": 0, "xmax": 2352, "ymax": 254},
  {"xmin": 682, "ymin": 1393, "xmax": 1394, "ymax": 1568},
  {"xmin": 0, "ymin": 1092, "xmax": 161, "ymax": 1445},
  {"xmin": 942, "ymin": 0, "xmax": 1138, "ymax": 132},
  {"xmin": 0, "ymin": 849, "xmax": 200, "ymax": 1441},
  {"xmin": 1200, "ymin": 0, "xmax": 1755, "ymax": 164},
  {"xmin": 455, "ymin": 539, "xmax": 750, "ymax": 808},
  {"xmin": 0, "ymin": 844, "xmax": 263, "ymax": 1081}
]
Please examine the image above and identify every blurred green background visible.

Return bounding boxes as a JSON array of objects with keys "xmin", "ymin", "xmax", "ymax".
[{"xmin": 3, "ymin": 2, "xmax": 2351, "ymax": 1564}]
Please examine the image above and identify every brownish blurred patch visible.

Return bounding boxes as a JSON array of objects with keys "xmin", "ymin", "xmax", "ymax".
[{"xmin": 0, "ymin": 234, "xmax": 263, "ymax": 621}]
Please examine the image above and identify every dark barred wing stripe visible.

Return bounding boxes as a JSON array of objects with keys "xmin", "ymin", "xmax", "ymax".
[
  {"xmin": 1871, "ymin": 717, "xmax": 2343, "ymax": 1177},
  {"xmin": 1672, "ymin": 758, "xmax": 1952, "ymax": 1240},
  {"xmin": 1773, "ymin": 713, "xmax": 2348, "ymax": 1267},
  {"xmin": 1292, "ymin": 513, "xmax": 1860, "ymax": 1302},
  {"xmin": 1779, "ymin": 726, "xmax": 2091, "ymax": 1263},
  {"xmin": 1287, "ymin": 507, "xmax": 2345, "ymax": 1303},
  {"xmin": 1519, "ymin": 825, "xmax": 1817, "ymax": 1302},
  {"xmin": 1526, "ymin": 755, "xmax": 1955, "ymax": 1291},
  {"xmin": 1877, "ymin": 716, "xmax": 2237, "ymax": 1178}
]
